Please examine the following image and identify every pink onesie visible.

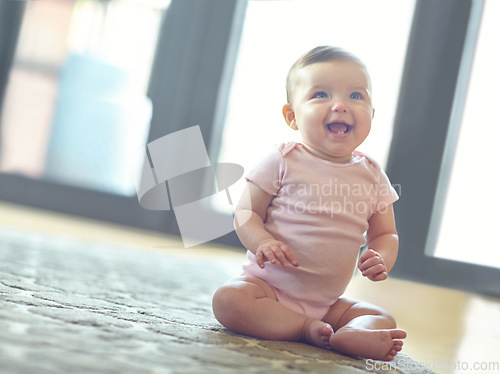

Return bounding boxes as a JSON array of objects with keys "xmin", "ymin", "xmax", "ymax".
[{"xmin": 242, "ymin": 142, "xmax": 399, "ymax": 320}]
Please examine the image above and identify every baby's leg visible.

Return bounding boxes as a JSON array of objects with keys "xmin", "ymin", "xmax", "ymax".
[
  {"xmin": 212, "ymin": 276, "xmax": 332, "ymax": 348},
  {"xmin": 323, "ymin": 298, "xmax": 406, "ymax": 361}
]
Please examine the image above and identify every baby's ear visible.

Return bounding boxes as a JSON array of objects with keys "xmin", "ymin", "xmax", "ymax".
[{"xmin": 282, "ymin": 104, "xmax": 298, "ymax": 130}]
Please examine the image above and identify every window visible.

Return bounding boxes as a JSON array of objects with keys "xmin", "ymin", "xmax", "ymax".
[
  {"xmin": 430, "ymin": 0, "xmax": 500, "ymax": 269},
  {"xmin": 0, "ymin": 0, "xmax": 168, "ymax": 196},
  {"xmin": 217, "ymin": 0, "xmax": 416, "ymax": 209},
  {"xmin": 0, "ymin": 0, "xmax": 244, "ymax": 236},
  {"xmin": 387, "ymin": 0, "xmax": 500, "ymax": 295}
]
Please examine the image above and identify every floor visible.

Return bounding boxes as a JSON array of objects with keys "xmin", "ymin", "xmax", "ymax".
[{"xmin": 1, "ymin": 201, "xmax": 499, "ymax": 374}]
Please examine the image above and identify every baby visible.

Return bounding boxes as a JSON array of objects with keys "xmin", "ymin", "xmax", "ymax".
[{"xmin": 212, "ymin": 46, "xmax": 406, "ymax": 361}]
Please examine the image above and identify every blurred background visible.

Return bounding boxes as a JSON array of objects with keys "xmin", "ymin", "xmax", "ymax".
[
  {"xmin": 0, "ymin": 0, "xmax": 498, "ymax": 289},
  {"xmin": 0, "ymin": 1, "xmax": 498, "ymax": 370}
]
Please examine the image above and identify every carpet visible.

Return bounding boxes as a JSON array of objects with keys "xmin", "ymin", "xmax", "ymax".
[{"xmin": 0, "ymin": 227, "xmax": 434, "ymax": 373}]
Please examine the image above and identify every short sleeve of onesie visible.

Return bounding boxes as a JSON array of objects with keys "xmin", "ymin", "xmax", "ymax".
[
  {"xmin": 245, "ymin": 143, "xmax": 288, "ymax": 196},
  {"xmin": 373, "ymin": 167, "xmax": 399, "ymax": 213}
]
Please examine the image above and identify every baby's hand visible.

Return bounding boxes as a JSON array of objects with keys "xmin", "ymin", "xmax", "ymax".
[
  {"xmin": 255, "ymin": 240, "xmax": 300, "ymax": 269},
  {"xmin": 358, "ymin": 249, "xmax": 388, "ymax": 282}
]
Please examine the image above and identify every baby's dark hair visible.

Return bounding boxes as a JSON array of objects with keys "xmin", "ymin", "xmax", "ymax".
[{"xmin": 285, "ymin": 46, "xmax": 366, "ymax": 104}]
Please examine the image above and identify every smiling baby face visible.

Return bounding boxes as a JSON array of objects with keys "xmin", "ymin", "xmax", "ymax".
[{"xmin": 283, "ymin": 58, "xmax": 374, "ymax": 164}]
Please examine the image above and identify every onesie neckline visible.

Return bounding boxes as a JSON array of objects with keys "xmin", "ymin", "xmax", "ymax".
[{"xmin": 294, "ymin": 143, "xmax": 364, "ymax": 167}]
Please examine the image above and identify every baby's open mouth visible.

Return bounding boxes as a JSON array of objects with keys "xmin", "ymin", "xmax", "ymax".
[{"xmin": 327, "ymin": 122, "xmax": 351, "ymax": 135}]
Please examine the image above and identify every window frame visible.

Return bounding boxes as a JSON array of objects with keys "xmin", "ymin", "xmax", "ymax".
[
  {"xmin": 386, "ymin": 0, "xmax": 500, "ymax": 296},
  {"xmin": 0, "ymin": 1, "xmax": 25, "ymax": 122}
]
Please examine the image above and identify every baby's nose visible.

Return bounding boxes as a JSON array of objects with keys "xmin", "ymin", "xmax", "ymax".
[{"xmin": 331, "ymin": 100, "xmax": 348, "ymax": 113}]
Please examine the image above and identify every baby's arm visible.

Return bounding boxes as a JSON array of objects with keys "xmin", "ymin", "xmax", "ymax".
[
  {"xmin": 358, "ymin": 205, "xmax": 399, "ymax": 281},
  {"xmin": 234, "ymin": 182, "xmax": 299, "ymax": 268}
]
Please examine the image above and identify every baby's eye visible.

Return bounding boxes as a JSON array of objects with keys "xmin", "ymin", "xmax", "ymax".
[
  {"xmin": 312, "ymin": 91, "xmax": 328, "ymax": 99},
  {"xmin": 350, "ymin": 92, "xmax": 362, "ymax": 100}
]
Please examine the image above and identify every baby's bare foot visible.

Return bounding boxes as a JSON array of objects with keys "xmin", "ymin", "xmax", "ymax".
[
  {"xmin": 301, "ymin": 318, "xmax": 333, "ymax": 350},
  {"xmin": 329, "ymin": 327, "xmax": 406, "ymax": 361}
]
